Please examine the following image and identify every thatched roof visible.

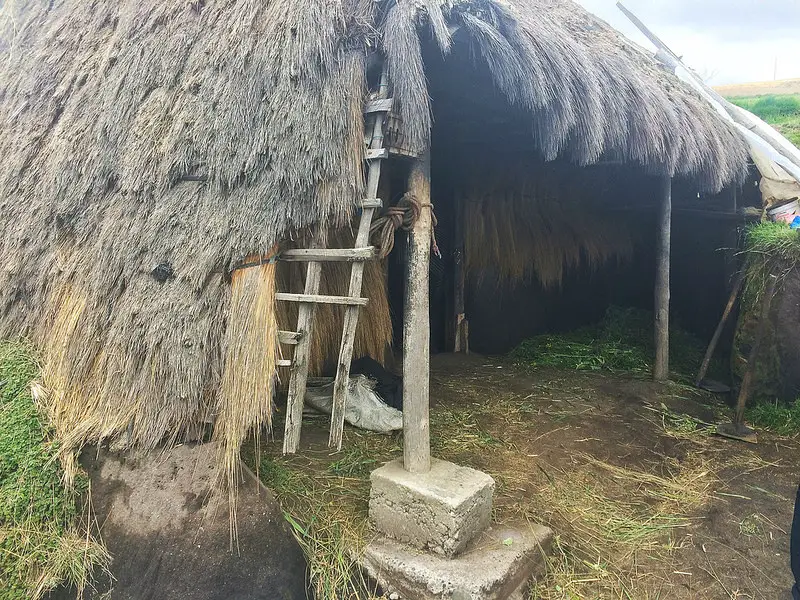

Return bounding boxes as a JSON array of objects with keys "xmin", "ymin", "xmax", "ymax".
[{"xmin": 0, "ymin": 0, "xmax": 748, "ymax": 462}]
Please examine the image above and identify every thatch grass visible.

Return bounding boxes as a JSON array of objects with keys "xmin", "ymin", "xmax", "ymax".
[
  {"xmin": 462, "ymin": 167, "xmax": 635, "ymax": 288},
  {"xmin": 0, "ymin": 341, "xmax": 110, "ymax": 599},
  {"xmin": 214, "ymin": 257, "xmax": 279, "ymax": 535}
]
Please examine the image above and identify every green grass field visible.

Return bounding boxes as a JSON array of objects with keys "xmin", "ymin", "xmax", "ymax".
[{"xmin": 728, "ymin": 94, "xmax": 800, "ymax": 148}]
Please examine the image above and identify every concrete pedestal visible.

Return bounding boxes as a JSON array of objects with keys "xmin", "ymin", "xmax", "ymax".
[
  {"xmin": 362, "ymin": 524, "xmax": 553, "ymax": 600},
  {"xmin": 369, "ymin": 459, "xmax": 495, "ymax": 557}
]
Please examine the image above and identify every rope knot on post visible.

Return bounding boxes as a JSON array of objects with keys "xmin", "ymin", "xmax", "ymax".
[{"xmin": 370, "ymin": 193, "xmax": 440, "ymax": 259}]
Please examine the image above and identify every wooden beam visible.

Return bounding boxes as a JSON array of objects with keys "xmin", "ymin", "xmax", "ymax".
[
  {"xmin": 403, "ymin": 150, "xmax": 433, "ymax": 474},
  {"xmin": 364, "ymin": 98, "xmax": 394, "ymax": 114},
  {"xmin": 360, "ymin": 198, "xmax": 383, "ymax": 209},
  {"xmin": 653, "ymin": 176, "xmax": 672, "ymax": 381},
  {"xmin": 278, "ymin": 330, "xmax": 303, "ymax": 345},
  {"xmin": 695, "ymin": 269, "xmax": 746, "ymax": 386},
  {"xmin": 453, "ymin": 194, "xmax": 468, "ymax": 353},
  {"xmin": 280, "ymin": 247, "xmax": 376, "ymax": 262},
  {"xmin": 276, "ymin": 293, "xmax": 368, "ymax": 307},
  {"xmin": 366, "ymin": 148, "xmax": 389, "ymax": 161}
]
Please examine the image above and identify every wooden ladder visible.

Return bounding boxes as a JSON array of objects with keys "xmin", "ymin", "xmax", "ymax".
[{"xmin": 281, "ymin": 68, "xmax": 392, "ymax": 454}]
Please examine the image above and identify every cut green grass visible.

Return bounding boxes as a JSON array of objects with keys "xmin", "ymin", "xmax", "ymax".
[
  {"xmin": 746, "ymin": 398, "xmax": 800, "ymax": 436},
  {"xmin": 0, "ymin": 340, "xmax": 109, "ymax": 599},
  {"xmin": 509, "ymin": 306, "xmax": 718, "ymax": 381}
]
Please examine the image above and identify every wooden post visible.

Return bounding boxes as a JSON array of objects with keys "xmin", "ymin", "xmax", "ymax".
[
  {"xmin": 403, "ymin": 150, "xmax": 432, "ymax": 474},
  {"xmin": 453, "ymin": 194, "xmax": 468, "ymax": 353},
  {"xmin": 653, "ymin": 176, "xmax": 672, "ymax": 381}
]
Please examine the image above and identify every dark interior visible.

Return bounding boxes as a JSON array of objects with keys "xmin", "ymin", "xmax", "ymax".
[{"xmin": 383, "ymin": 32, "xmax": 761, "ymax": 358}]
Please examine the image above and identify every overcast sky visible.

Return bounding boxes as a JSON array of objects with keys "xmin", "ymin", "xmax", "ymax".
[{"xmin": 575, "ymin": 0, "xmax": 800, "ymax": 85}]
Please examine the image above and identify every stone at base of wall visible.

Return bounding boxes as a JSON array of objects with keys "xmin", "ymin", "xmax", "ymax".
[
  {"xmin": 369, "ymin": 459, "xmax": 495, "ymax": 558},
  {"xmin": 361, "ymin": 524, "xmax": 553, "ymax": 600}
]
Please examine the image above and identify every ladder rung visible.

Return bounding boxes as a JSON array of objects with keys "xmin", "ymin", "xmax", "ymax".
[
  {"xmin": 280, "ymin": 247, "xmax": 375, "ymax": 262},
  {"xmin": 365, "ymin": 148, "xmax": 389, "ymax": 161},
  {"xmin": 278, "ymin": 331, "xmax": 303, "ymax": 345},
  {"xmin": 276, "ymin": 293, "xmax": 369, "ymax": 307},
  {"xmin": 360, "ymin": 198, "xmax": 383, "ymax": 209},
  {"xmin": 277, "ymin": 359, "xmax": 292, "ymax": 368},
  {"xmin": 364, "ymin": 98, "xmax": 394, "ymax": 114}
]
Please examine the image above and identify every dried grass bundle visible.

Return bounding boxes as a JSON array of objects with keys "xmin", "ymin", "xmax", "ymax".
[
  {"xmin": 214, "ymin": 256, "xmax": 279, "ymax": 533},
  {"xmin": 463, "ymin": 166, "xmax": 634, "ymax": 289}
]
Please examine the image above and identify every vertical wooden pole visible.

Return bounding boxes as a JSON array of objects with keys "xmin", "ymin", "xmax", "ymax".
[
  {"xmin": 403, "ymin": 150, "xmax": 432, "ymax": 474},
  {"xmin": 653, "ymin": 176, "xmax": 672, "ymax": 381},
  {"xmin": 453, "ymin": 194, "xmax": 468, "ymax": 353}
]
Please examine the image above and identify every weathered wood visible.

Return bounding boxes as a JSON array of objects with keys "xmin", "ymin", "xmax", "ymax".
[
  {"xmin": 283, "ymin": 230, "xmax": 325, "ymax": 455},
  {"xmin": 360, "ymin": 198, "xmax": 383, "ymax": 209},
  {"xmin": 653, "ymin": 176, "xmax": 672, "ymax": 381},
  {"xmin": 364, "ymin": 98, "xmax": 394, "ymax": 114},
  {"xmin": 277, "ymin": 359, "xmax": 292, "ymax": 368},
  {"xmin": 329, "ymin": 67, "xmax": 389, "ymax": 450},
  {"xmin": 276, "ymin": 293, "xmax": 368, "ymax": 307},
  {"xmin": 453, "ymin": 194, "xmax": 468, "ymax": 353},
  {"xmin": 278, "ymin": 330, "xmax": 303, "ymax": 345},
  {"xmin": 403, "ymin": 150, "xmax": 433, "ymax": 474},
  {"xmin": 365, "ymin": 148, "xmax": 389, "ymax": 161},
  {"xmin": 734, "ymin": 274, "xmax": 779, "ymax": 425},
  {"xmin": 695, "ymin": 269, "xmax": 747, "ymax": 386},
  {"xmin": 280, "ymin": 247, "xmax": 376, "ymax": 262}
]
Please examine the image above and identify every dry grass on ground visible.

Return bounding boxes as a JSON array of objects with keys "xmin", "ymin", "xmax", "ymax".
[{"xmin": 245, "ymin": 355, "xmax": 799, "ymax": 600}]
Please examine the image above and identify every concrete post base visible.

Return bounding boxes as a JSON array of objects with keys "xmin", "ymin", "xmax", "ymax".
[
  {"xmin": 369, "ymin": 459, "xmax": 495, "ymax": 558},
  {"xmin": 361, "ymin": 524, "xmax": 554, "ymax": 600}
]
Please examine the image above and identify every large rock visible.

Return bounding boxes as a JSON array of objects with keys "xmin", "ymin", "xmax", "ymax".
[{"xmin": 55, "ymin": 443, "xmax": 307, "ymax": 600}]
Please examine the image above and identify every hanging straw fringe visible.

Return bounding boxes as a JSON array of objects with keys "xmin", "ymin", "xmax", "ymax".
[{"xmin": 370, "ymin": 193, "xmax": 440, "ymax": 259}]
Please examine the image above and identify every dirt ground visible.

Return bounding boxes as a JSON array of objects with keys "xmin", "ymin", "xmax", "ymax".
[{"xmin": 264, "ymin": 353, "xmax": 799, "ymax": 600}]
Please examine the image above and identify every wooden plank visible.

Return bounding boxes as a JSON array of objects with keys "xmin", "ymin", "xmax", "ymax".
[
  {"xmin": 277, "ymin": 359, "xmax": 292, "ymax": 368},
  {"xmin": 328, "ymin": 67, "xmax": 389, "ymax": 451},
  {"xmin": 360, "ymin": 198, "xmax": 383, "ymax": 209},
  {"xmin": 653, "ymin": 176, "xmax": 672, "ymax": 381},
  {"xmin": 280, "ymin": 247, "xmax": 376, "ymax": 262},
  {"xmin": 282, "ymin": 230, "xmax": 325, "ymax": 455},
  {"xmin": 403, "ymin": 150, "xmax": 433, "ymax": 474},
  {"xmin": 365, "ymin": 148, "xmax": 389, "ymax": 161},
  {"xmin": 364, "ymin": 98, "xmax": 394, "ymax": 114},
  {"xmin": 278, "ymin": 330, "xmax": 302, "ymax": 345},
  {"xmin": 276, "ymin": 293, "xmax": 368, "ymax": 307}
]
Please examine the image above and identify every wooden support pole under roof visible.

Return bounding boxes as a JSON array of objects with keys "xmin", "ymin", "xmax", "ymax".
[
  {"xmin": 653, "ymin": 175, "xmax": 672, "ymax": 381},
  {"xmin": 403, "ymin": 149, "xmax": 433, "ymax": 474},
  {"xmin": 453, "ymin": 192, "xmax": 468, "ymax": 353}
]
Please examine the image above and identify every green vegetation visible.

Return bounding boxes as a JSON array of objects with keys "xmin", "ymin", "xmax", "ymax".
[
  {"xmin": 0, "ymin": 341, "xmax": 109, "ymax": 599},
  {"xmin": 729, "ymin": 94, "xmax": 800, "ymax": 148},
  {"xmin": 746, "ymin": 399, "xmax": 800, "ymax": 436},
  {"xmin": 509, "ymin": 306, "xmax": 713, "ymax": 379},
  {"xmin": 742, "ymin": 222, "xmax": 800, "ymax": 310}
]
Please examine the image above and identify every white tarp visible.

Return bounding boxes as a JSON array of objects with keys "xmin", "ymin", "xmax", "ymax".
[{"xmin": 304, "ymin": 375, "xmax": 403, "ymax": 434}]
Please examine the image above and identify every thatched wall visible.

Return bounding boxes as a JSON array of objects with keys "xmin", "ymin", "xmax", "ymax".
[{"xmin": 0, "ymin": 0, "xmax": 748, "ymax": 471}]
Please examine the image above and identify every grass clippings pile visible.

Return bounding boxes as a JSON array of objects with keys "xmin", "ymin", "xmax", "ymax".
[
  {"xmin": 0, "ymin": 341, "xmax": 109, "ymax": 599},
  {"xmin": 510, "ymin": 306, "xmax": 711, "ymax": 379}
]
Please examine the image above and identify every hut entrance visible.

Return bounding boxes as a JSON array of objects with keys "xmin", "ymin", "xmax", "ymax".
[{"xmin": 383, "ymin": 32, "xmax": 752, "ymax": 368}]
